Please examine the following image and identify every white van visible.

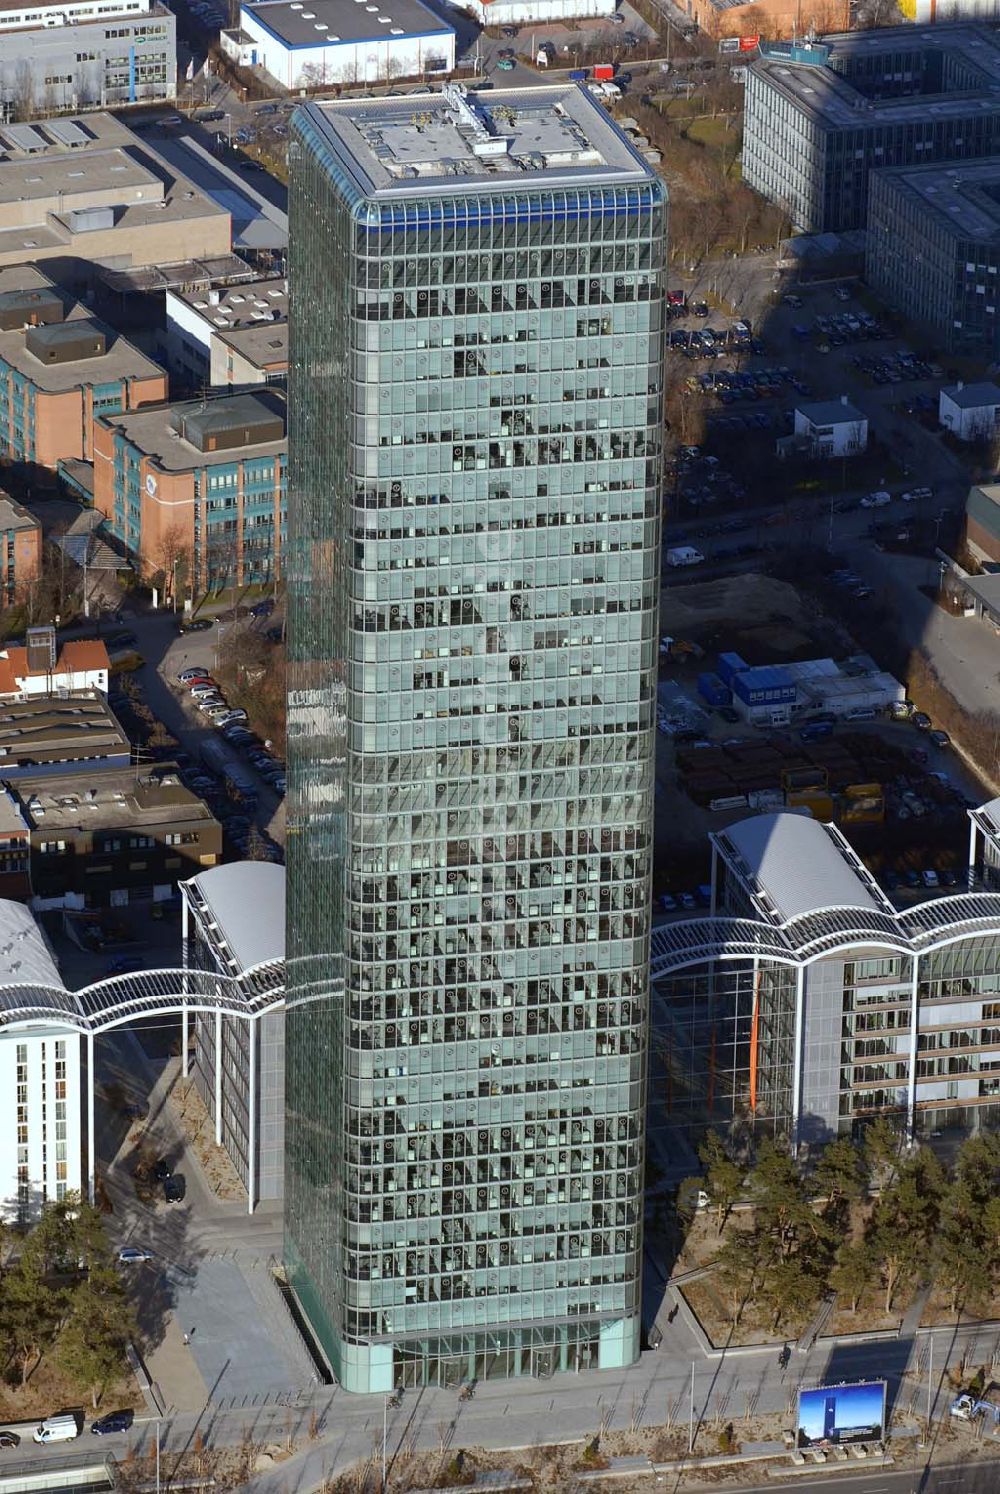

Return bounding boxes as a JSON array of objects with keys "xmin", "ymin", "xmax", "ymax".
[{"xmin": 34, "ymin": 1415, "xmax": 80, "ymax": 1444}]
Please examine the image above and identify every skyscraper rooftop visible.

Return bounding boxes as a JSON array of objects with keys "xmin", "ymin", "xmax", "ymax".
[{"xmin": 307, "ymin": 84, "xmax": 655, "ymax": 196}]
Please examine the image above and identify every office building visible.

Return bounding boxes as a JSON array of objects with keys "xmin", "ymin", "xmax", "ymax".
[
  {"xmin": 0, "ymin": 0, "xmax": 176, "ymax": 118},
  {"xmin": 237, "ymin": 0, "xmax": 454, "ymax": 91},
  {"xmin": 0, "ymin": 266, "xmax": 166, "ymax": 473},
  {"xmin": 971, "ymin": 795, "xmax": 1000, "ymax": 891},
  {"xmin": 743, "ymin": 27, "xmax": 1000, "ymax": 232},
  {"xmin": 0, "ymin": 112, "xmax": 230, "ymax": 276},
  {"xmin": 867, "ymin": 159, "xmax": 1000, "ymax": 360},
  {"xmin": 0, "ymin": 691, "xmax": 130, "ymax": 778},
  {"xmin": 163, "ymin": 277, "xmax": 288, "ymax": 391},
  {"xmin": 285, "ymin": 85, "xmax": 666, "ymax": 1392},
  {"xmin": 0, "ymin": 491, "xmax": 41, "ymax": 606},
  {"xmin": 92, "ymin": 390, "xmax": 286, "ymax": 592},
  {"xmin": 4, "ymin": 764, "xmax": 221, "ymax": 910},
  {"xmin": 185, "ymin": 862, "xmax": 286, "ymax": 1210},
  {"xmin": 965, "ymin": 481, "xmax": 1000, "ymax": 564},
  {"xmin": 0, "ymin": 631, "xmax": 109, "ymax": 700},
  {"xmin": 649, "ymin": 811, "xmax": 1000, "ymax": 1143},
  {"xmin": 0, "ymin": 899, "xmax": 82, "ymax": 1221}
]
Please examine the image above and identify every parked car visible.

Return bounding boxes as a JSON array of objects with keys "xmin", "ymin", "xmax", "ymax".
[
  {"xmin": 929, "ymin": 729, "xmax": 951, "ymax": 748},
  {"xmin": 153, "ymin": 1159, "xmax": 172, "ymax": 1181},
  {"xmin": 117, "ymin": 1246, "xmax": 153, "ymax": 1265},
  {"xmin": 91, "ymin": 1411, "xmax": 134, "ymax": 1436},
  {"xmin": 249, "ymin": 598, "xmax": 275, "ymax": 618},
  {"xmin": 163, "ymin": 1175, "xmax": 185, "ymax": 1204},
  {"xmin": 177, "ymin": 617, "xmax": 213, "ymax": 634},
  {"xmin": 912, "ymin": 712, "xmax": 932, "ymax": 730},
  {"xmin": 0, "ymin": 1433, "xmax": 19, "ymax": 1449},
  {"xmin": 178, "ymin": 668, "xmax": 210, "ymax": 683},
  {"xmin": 922, "ymin": 868, "xmax": 940, "ymax": 888}
]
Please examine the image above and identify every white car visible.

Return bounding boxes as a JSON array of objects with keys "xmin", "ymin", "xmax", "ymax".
[
  {"xmin": 901, "ymin": 486, "xmax": 932, "ymax": 503},
  {"xmin": 860, "ymin": 490, "xmax": 891, "ymax": 508},
  {"xmin": 117, "ymin": 1246, "xmax": 153, "ymax": 1265}
]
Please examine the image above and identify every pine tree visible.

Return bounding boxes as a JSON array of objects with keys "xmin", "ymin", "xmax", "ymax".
[
  {"xmin": 830, "ymin": 1238, "xmax": 878, "ymax": 1314},
  {"xmin": 55, "ymin": 1266, "xmax": 135, "ymax": 1410},
  {"xmin": 698, "ymin": 1131, "xmax": 743, "ymax": 1235}
]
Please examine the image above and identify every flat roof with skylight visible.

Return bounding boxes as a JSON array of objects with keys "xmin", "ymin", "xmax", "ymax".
[
  {"xmin": 244, "ymin": 0, "xmax": 450, "ymax": 47},
  {"xmin": 306, "ymin": 84, "xmax": 656, "ymax": 198}
]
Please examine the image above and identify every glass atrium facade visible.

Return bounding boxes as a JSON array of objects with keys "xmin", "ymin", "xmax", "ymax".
[{"xmin": 284, "ymin": 100, "xmax": 667, "ymax": 1393}]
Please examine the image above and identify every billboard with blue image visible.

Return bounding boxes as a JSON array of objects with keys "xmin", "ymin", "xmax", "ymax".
[{"xmin": 797, "ymin": 1382, "xmax": 886, "ymax": 1449}]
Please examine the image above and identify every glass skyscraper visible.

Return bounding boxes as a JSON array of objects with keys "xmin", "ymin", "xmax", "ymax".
[{"xmin": 285, "ymin": 84, "xmax": 667, "ymax": 1394}]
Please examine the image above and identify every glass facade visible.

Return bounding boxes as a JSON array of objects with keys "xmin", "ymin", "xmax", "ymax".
[{"xmin": 284, "ymin": 101, "xmax": 667, "ymax": 1393}]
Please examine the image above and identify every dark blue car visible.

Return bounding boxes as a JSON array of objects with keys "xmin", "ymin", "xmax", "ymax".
[{"xmin": 91, "ymin": 1411, "xmax": 133, "ymax": 1436}]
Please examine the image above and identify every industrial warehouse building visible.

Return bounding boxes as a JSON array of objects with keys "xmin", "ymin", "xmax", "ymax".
[
  {"xmin": 0, "ymin": 0, "xmax": 176, "ymax": 117},
  {"xmin": 0, "ymin": 113, "xmax": 232, "ymax": 276},
  {"xmin": 236, "ymin": 0, "xmax": 455, "ymax": 89},
  {"xmin": 743, "ymin": 25, "xmax": 1000, "ymax": 233}
]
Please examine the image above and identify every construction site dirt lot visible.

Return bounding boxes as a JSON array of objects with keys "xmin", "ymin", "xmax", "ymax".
[{"xmin": 652, "ymin": 573, "xmax": 989, "ymax": 894}]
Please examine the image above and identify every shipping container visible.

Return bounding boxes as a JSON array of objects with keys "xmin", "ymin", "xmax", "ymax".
[
  {"xmin": 782, "ymin": 765, "xmax": 827, "ymax": 792},
  {"xmin": 593, "ymin": 62, "xmax": 615, "ymax": 80},
  {"xmin": 697, "ymin": 672, "xmax": 732, "ymax": 707},
  {"xmin": 787, "ymin": 789, "xmax": 834, "ymax": 822},
  {"xmin": 717, "ymin": 651, "xmax": 748, "ymax": 687}
]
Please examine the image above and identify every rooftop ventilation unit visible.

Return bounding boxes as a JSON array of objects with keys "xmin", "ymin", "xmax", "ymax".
[
  {"xmin": 169, "ymin": 392, "xmax": 285, "ymax": 452},
  {"xmin": 0, "ymin": 286, "xmax": 64, "ymax": 332},
  {"xmin": 26, "ymin": 320, "xmax": 106, "ymax": 365}
]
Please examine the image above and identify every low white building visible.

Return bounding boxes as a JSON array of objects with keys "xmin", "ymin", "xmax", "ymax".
[
  {"xmin": 792, "ymin": 396, "xmax": 868, "ymax": 458},
  {"xmin": 939, "ymin": 381, "xmax": 1000, "ymax": 442},
  {"xmin": 163, "ymin": 278, "xmax": 288, "ymax": 389},
  {"xmin": 238, "ymin": 0, "xmax": 455, "ymax": 89},
  {"xmin": 463, "ymin": 0, "xmax": 613, "ymax": 20},
  {"xmin": 0, "ymin": 901, "xmax": 82, "ymax": 1221},
  {"xmin": 0, "ymin": 630, "xmax": 109, "ymax": 701},
  {"xmin": 220, "ymin": 27, "xmax": 264, "ymax": 66}
]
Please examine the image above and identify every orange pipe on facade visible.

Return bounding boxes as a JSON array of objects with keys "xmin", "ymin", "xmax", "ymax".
[{"xmin": 749, "ymin": 970, "xmax": 762, "ymax": 1115}]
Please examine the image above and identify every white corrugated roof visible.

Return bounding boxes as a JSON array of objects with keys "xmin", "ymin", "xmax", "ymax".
[
  {"xmin": 718, "ymin": 813, "xmax": 885, "ymax": 924},
  {"xmin": 978, "ymin": 795, "xmax": 1000, "ymax": 835},
  {"xmin": 187, "ymin": 862, "xmax": 285, "ymax": 972},
  {"xmin": 0, "ymin": 898, "xmax": 64, "ymax": 988}
]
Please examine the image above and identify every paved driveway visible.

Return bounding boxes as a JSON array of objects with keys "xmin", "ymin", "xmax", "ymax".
[{"xmin": 170, "ymin": 1256, "xmax": 318, "ymax": 1403}]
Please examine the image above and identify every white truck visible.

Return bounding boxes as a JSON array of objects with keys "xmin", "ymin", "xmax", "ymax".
[{"xmin": 666, "ymin": 545, "xmax": 705, "ymax": 567}]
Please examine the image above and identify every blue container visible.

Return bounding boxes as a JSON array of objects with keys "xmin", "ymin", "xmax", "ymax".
[
  {"xmin": 697, "ymin": 672, "xmax": 732, "ymax": 707},
  {"xmin": 731, "ymin": 665, "xmax": 796, "ymax": 707},
  {"xmin": 717, "ymin": 651, "xmax": 748, "ymax": 688}
]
